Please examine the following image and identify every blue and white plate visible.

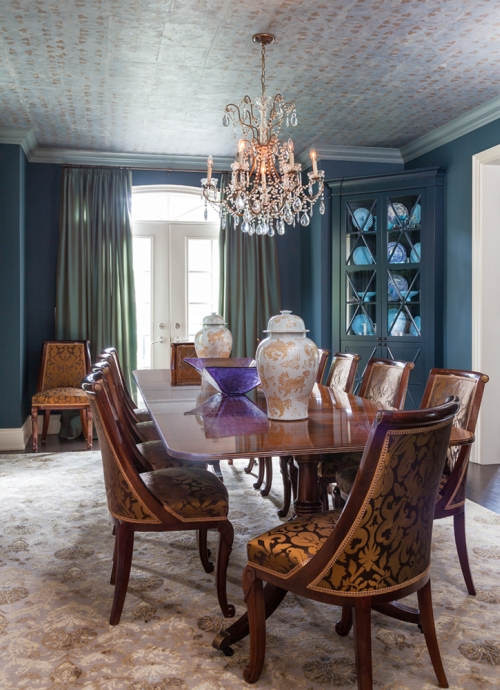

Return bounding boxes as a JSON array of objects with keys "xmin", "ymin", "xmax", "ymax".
[
  {"xmin": 388, "ymin": 241, "xmax": 407, "ymax": 263},
  {"xmin": 353, "ymin": 207, "xmax": 373, "ymax": 232},
  {"xmin": 409, "ymin": 203, "xmax": 421, "ymax": 227},
  {"xmin": 388, "ymin": 309, "xmax": 407, "ymax": 335},
  {"xmin": 387, "ymin": 202, "xmax": 409, "ymax": 230},
  {"xmin": 410, "ymin": 315, "xmax": 421, "ymax": 336},
  {"xmin": 410, "ymin": 242, "xmax": 421, "ymax": 263},
  {"xmin": 353, "ymin": 246, "xmax": 374, "ymax": 265},
  {"xmin": 388, "ymin": 273, "xmax": 408, "ymax": 300},
  {"xmin": 352, "ymin": 313, "xmax": 374, "ymax": 336}
]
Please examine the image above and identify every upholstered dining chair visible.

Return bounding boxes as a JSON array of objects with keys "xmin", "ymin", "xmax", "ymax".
[
  {"xmin": 333, "ymin": 368, "xmax": 488, "ymax": 597},
  {"xmin": 100, "ymin": 346, "xmax": 152, "ymax": 421},
  {"xmin": 318, "ymin": 357, "xmax": 415, "ymax": 510},
  {"xmin": 31, "ymin": 340, "xmax": 92, "ymax": 451},
  {"xmin": 241, "ymin": 400, "xmax": 458, "ymax": 688},
  {"xmin": 82, "ymin": 369, "xmax": 235, "ymax": 625},
  {"xmin": 251, "ymin": 349, "xmax": 331, "ymax": 517},
  {"xmin": 92, "ymin": 360, "xmax": 202, "ymax": 474},
  {"xmin": 325, "ymin": 351, "xmax": 361, "ymax": 394}
]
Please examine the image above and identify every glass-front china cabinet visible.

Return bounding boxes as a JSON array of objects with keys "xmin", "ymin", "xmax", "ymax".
[{"xmin": 329, "ymin": 168, "xmax": 444, "ymax": 408}]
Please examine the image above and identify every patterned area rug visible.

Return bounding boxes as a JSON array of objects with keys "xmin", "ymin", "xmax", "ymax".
[{"xmin": 0, "ymin": 451, "xmax": 499, "ymax": 689}]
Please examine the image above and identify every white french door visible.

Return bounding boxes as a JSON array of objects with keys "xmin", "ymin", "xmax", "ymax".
[{"xmin": 132, "ymin": 221, "xmax": 220, "ymax": 369}]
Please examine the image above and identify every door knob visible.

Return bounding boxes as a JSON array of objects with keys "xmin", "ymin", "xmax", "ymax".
[
  {"xmin": 158, "ymin": 322, "xmax": 166, "ymax": 330},
  {"xmin": 151, "ymin": 336, "xmax": 166, "ymax": 345},
  {"xmin": 174, "ymin": 323, "xmax": 181, "ymax": 329}
]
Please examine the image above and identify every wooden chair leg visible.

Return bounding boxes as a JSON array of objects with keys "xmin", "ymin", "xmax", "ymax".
[
  {"xmin": 319, "ymin": 478, "xmax": 330, "ymax": 511},
  {"xmin": 289, "ymin": 457, "xmax": 298, "ymax": 499},
  {"xmin": 227, "ymin": 459, "xmax": 233, "ymax": 465},
  {"xmin": 333, "ymin": 485, "xmax": 346, "ymax": 510},
  {"xmin": 335, "ymin": 605, "xmax": 353, "ymax": 636},
  {"xmin": 244, "ymin": 458, "xmax": 256, "ymax": 474},
  {"xmin": 197, "ymin": 528, "xmax": 214, "ymax": 573},
  {"xmin": 260, "ymin": 458, "xmax": 273, "ymax": 496},
  {"xmin": 110, "ymin": 530, "xmax": 117, "ymax": 585},
  {"xmin": 417, "ymin": 580, "xmax": 449, "ymax": 688},
  {"xmin": 353, "ymin": 599, "xmax": 373, "ymax": 690},
  {"xmin": 209, "ymin": 460, "xmax": 224, "ymax": 482},
  {"xmin": 109, "ymin": 522, "xmax": 135, "ymax": 626},
  {"xmin": 216, "ymin": 521, "xmax": 235, "ymax": 618},
  {"xmin": 31, "ymin": 407, "xmax": 38, "ymax": 452},
  {"xmin": 453, "ymin": 510, "xmax": 476, "ymax": 595},
  {"xmin": 277, "ymin": 456, "xmax": 292, "ymax": 517},
  {"xmin": 41, "ymin": 410, "xmax": 50, "ymax": 444},
  {"xmin": 87, "ymin": 406, "xmax": 93, "ymax": 450},
  {"xmin": 253, "ymin": 457, "xmax": 265, "ymax": 490},
  {"xmin": 243, "ymin": 570, "xmax": 267, "ymax": 684}
]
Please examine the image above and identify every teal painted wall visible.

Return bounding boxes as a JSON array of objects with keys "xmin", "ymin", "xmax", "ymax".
[
  {"xmin": 405, "ymin": 118, "xmax": 500, "ymax": 369},
  {"xmin": 0, "ymin": 144, "xmax": 27, "ymax": 427}
]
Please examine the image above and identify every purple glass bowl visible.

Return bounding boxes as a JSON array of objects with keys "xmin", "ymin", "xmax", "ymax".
[
  {"xmin": 184, "ymin": 357, "xmax": 255, "ymax": 372},
  {"xmin": 186, "ymin": 393, "xmax": 269, "ymax": 438},
  {"xmin": 204, "ymin": 366, "xmax": 260, "ymax": 396}
]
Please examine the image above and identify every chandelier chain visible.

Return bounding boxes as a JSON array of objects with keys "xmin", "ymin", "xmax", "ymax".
[{"xmin": 261, "ymin": 44, "xmax": 266, "ymax": 97}]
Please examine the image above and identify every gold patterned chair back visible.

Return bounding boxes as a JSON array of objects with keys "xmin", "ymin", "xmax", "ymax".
[
  {"xmin": 308, "ymin": 401, "xmax": 457, "ymax": 597},
  {"xmin": 326, "ymin": 353, "xmax": 360, "ymax": 393},
  {"xmin": 421, "ymin": 368, "xmax": 488, "ymax": 473},
  {"xmin": 39, "ymin": 341, "xmax": 90, "ymax": 390},
  {"xmin": 359, "ymin": 358, "xmax": 414, "ymax": 410},
  {"xmin": 83, "ymin": 372, "xmax": 160, "ymax": 524}
]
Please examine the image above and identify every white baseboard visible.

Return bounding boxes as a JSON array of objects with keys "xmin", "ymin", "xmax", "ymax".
[{"xmin": 0, "ymin": 414, "xmax": 62, "ymax": 452}]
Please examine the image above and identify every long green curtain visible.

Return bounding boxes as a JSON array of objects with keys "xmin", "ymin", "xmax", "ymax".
[
  {"xmin": 55, "ymin": 167, "xmax": 137, "ymax": 387},
  {"xmin": 219, "ymin": 173, "xmax": 282, "ymax": 357}
]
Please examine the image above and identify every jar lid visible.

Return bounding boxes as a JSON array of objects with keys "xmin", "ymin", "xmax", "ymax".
[
  {"xmin": 264, "ymin": 310, "xmax": 309, "ymax": 333},
  {"xmin": 202, "ymin": 312, "xmax": 226, "ymax": 325}
]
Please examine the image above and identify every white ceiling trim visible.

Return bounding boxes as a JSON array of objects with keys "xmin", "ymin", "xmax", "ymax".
[
  {"xmin": 297, "ymin": 145, "xmax": 403, "ymax": 166},
  {"xmin": 401, "ymin": 93, "xmax": 500, "ymax": 163}
]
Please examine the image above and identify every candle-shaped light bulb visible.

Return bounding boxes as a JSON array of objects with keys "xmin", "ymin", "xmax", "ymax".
[
  {"xmin": 288, "ymin": 138, "xmax": 294, "ymax": 167},
  {"xmin": 310, "ymin": 148, "xmax": 318, "ymax": 175},
  {"xmin": 238, "ymin": 139, "xmax": 245, "ymax": 165},
  {"xmin": 261, "ymin": 161, "xmax": 267, "ymax": 190},
  {"xmin": 207, "ymin": 154, "xmax": 213, "ymax": 183}
]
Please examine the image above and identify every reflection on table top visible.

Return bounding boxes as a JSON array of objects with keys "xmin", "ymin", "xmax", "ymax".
[
  {"xmin": 134, "ymin": 370, "xmax": 474, "ymax": 461},
  {"xmin": 134, "ymin": 369, "xmax": 378, "ymax": 462}
]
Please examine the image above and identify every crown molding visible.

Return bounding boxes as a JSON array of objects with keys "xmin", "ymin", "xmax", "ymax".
[
  {"xmin": 0, "ymin": 126, "xmax": 38, "ymax": 159},
  {"xmin": 296, "ymin": 144, "xmax": 403, "ymax": 167},
  {"xmin": 29, "ymin": 146, "xmax": 234, "ymax": 171},
  {"xmin": 401, "ymin": 93, "xmax": 500, "ymax": 162}
]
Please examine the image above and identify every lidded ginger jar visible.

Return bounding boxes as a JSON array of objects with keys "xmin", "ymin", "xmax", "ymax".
[
  {"xmin": 194, "ymin": 312, "xmax": 232, "ymax": 358},
  {"xmin": 255, "ymin": 310, "xmax": 319, "ymax": 420}
]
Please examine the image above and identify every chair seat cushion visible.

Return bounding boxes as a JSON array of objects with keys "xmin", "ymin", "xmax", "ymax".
[
  {"xmin": 318, "ymin": 452, "xmax": 362, "ymax": 479},
  {"xmin": 247, "ymin": 510, "xmax": 341, "ymax": 578},
  {"xmin": 136, "ymin": 420, "xmax": 160, "ymax": 441},
  {"xmin": 335, "ymin": 465, "xmax": 359, "ymax": 499},
  {"xmin": 137, "ymin": 440, "xmax": 202, "ymax": 470},
  {"xmin": 134, "ymin": 408, "xmax": 151, "ymax": 422},
  {"xmin": 32, "ymin": 387, "xmax": 88, "ymax": 406},
  {"xmin": 141, "ymin": 467, "xmax": 229, "ymax": 522}
]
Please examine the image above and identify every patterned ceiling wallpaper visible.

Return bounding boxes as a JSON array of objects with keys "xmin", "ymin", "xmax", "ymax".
[{"xmin": 1, "ymin": 0, "xmax": 500, "ymax": 156}]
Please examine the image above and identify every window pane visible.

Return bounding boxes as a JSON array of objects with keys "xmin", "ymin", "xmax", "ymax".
[
  {"xmin": 189, "ymin": 272, "xmax": 213, "ymax": 304},
  {"xmin": 188, "ymin": 303, "xmax": 211, "ymax": 339},
  {"xmin": 189, "ymin": 239, "xmax": 212, "ymax": 272},
  {"xmin": 132, "ymin": 237, "xmax": 152, "ymax": 369},
  {"xmin": 132, "ymin": 192, "xmax": 169, "ymax": 221}
]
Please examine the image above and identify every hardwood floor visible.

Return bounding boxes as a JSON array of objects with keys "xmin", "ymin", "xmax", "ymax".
[{"xmin": 3, "ymin": 435, "xmax": 500, "ymax": 515}]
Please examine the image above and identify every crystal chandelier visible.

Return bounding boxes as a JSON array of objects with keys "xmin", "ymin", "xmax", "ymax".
[{"xmin": 201, "ymin": 33, "xmax": 325, "ymax": 237}]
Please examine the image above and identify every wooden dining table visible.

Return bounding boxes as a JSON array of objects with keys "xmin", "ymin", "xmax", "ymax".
[{"xmin": 134, "ymin": 369, "xmax": 474, "ymax": 518}]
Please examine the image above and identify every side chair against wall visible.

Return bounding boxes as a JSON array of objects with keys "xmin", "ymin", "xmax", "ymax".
[
  {"xmin": 317, "ymin": 357, "xmax": 414, "ymax": 510},
  {"xmin": 31, "ymin": 340, "xmax": 93, "ymax": 451},
  {"xmin": 251, "ymin": 349, "xmax": 331, "ymax": 517},
  {"xmin": 82, "ymin": 370, "xmax": 235, "ymax": 625},
  {"xmin": 240, "ymin": 400, "xmax": 458, "ymax": 688},
  {"xmin": 333, "ymin": 368, "xmax": 488, "ymax": 597}
]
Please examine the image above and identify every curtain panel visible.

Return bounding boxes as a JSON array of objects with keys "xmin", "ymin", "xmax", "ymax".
[
  {"xmin": 219, "ymin": 173, "xmax": 282, "ymax": 358},
  {"xmin": 55, "ymin": 167, "xmax": 137, "ymax": 386}
]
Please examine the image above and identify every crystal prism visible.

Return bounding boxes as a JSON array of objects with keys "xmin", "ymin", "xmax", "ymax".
[
  {"xmin": 300, "ymin": 212, "xmax": 310, "ymax": 226},
  {"xmin": 242, "ymin": 221, "xmax": 250, "ymax": 233},
  {"xmin": 222, "ymin": 113, "xmax": 230, "ymax": 127}
]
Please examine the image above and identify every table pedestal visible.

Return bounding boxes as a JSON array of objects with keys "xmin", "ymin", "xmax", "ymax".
[{"xmin": 293, "ymin": 454, "xmax": 323, "ymax": 517}]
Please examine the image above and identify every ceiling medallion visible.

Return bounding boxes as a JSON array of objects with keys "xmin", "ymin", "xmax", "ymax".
[{"xmin": 201, "ymin": 34, "xmax": 325, "ymax": 236}]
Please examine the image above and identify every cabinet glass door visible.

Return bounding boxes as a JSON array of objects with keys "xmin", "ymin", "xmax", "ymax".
[
  {"xmin": 344, "ymin": 197, "xmax": 378, "ymax": 337},
  {"xmin": 385, "ymin": 193, "xmax": 422, "ymax": 338}
]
